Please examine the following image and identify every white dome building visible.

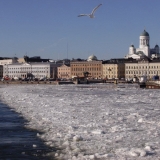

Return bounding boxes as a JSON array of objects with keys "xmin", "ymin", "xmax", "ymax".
[
  {"xmin": 87, "ymin": 55, "xmax": 98, "ymax": 61},
  {"xmin": 125, "ymin": 30, "xmax": 160, "ymax": 59}
]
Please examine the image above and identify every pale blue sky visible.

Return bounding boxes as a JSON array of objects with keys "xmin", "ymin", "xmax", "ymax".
[{"xmin": 0, "ymin": 0, "xmax": 160, "ymax": 60}]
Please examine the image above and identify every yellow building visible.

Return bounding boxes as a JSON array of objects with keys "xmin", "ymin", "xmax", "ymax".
[
  {"xmin": 57, "ymin": 64, "xmax": 71, "ymax": 79},
  {"xmin": 17, "ymin": 58, "xmax": 25, "ymax": 63},
  {"xmin": 102, "ymin": 59, "xmax": 125, "ymax": 79},
  {"xmin": 70, "ymin": 55, "xmax": 103, "ymax": 79}
]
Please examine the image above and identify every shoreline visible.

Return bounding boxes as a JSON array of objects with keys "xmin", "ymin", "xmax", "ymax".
[{"xmin": 0, "ymin": 80, "xmax": 138, "ymax": 85}]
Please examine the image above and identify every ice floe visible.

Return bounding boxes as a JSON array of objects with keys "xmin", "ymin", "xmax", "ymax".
[{"xmin": 0, "ymin": 84, "xmax": 160, "ymax": 159}]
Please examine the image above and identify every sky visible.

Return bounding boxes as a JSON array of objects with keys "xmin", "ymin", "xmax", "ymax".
[{"xmin": 0, "ymin": 0, "xmax": 160, "ymax": 60}]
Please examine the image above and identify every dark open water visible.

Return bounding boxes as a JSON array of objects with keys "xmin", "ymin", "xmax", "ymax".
[{"xmin": 0, "ymin": 102, "xmax": 57, "ymax": 160}]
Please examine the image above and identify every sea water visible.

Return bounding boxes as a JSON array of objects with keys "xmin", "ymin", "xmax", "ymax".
[{"xmin": 0, "ymin": 102, "xmax": 55, "ymax": 160}]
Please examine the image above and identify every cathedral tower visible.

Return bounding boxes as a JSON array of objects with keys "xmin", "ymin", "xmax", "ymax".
[{"xmin": 139, "ymin": 30, "xmax": 150, "ymax": 57}]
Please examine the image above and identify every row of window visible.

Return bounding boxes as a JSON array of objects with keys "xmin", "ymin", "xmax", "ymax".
[
  {"xmin": 0, "ymin": 62, "xmax": 12, "ymax": 64},
  {"xmin": 126, "ymin": 71, "xmax": 159, "ymax": 74},
  {"xmin": 71, "ymin": 68, "xmax": 101, "ymax": 71},
  {"xmin": 58, "ymin": 69, "xmax": 70, "ymax": 71},
  {"xmin": 103, "ymin": 69, "xmax": 118, "ymax": 71},
  {"xmin": 7, "ymin": 71, "xmax": 49, "ymax": 73},
  {"xmin": 107, "ymin": 75, "xmax": 116, "ymax": 78},
  {"xmin": 140, "ymin": 39, "xmax": 149, "ymax": 45},
  {"xmin": 58, "ymin": 72, "xmax": 69, "ymax": 74},
  {"xmin": 71, "ymin": 64, "xmax": 101, "ymax": 67},
  {"xmin": 5, "ymin": 67, "xmax": 49, "ymax": 70},
  {"xmin": 103, "ymin": 71, "xmax": 123, "ymax": 74},
  {"xmin": 126, "ymin": 66, "xmax": 160, "ymax": 69},
  {"xmin": 9, "ymin": 75, "xmax": 47, "ymax": 78},
  {"xmin": 103, "ymin": 68, "xmax": 120, "ymax": 70},
  {"xmin": 72, "ymin": 73, "xmax": 101, "ymax": 76}
]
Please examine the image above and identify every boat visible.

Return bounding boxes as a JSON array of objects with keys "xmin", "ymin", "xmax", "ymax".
[
  {"xmin": 145, "ymin": 81, "xmax": 160, "ymax": 89},
  {"xmin": 139, "ymin": 75, "xmax": 147, "ymax": 88},
  {"xmin": 139, "ymin": 75, "xmax": 160, "ymax": 89}
]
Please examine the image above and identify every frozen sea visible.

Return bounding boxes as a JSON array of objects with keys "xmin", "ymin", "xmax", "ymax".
[{"xmin": 0, "ymin": 83, "xmax": 160, "ymax": 160}]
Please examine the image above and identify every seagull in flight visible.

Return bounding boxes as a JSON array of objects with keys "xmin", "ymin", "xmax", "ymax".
[{"xmin": 78, "ymin": 4, "xmax": 102, "ymax": 18}]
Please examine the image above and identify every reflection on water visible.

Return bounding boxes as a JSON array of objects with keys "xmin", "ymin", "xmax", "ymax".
[{"xmin": 0, "ymin": 102, "xmax": 56, "ymax": 160}]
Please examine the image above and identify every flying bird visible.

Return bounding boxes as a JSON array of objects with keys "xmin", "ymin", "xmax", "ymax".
[{"xmin": 78, "ymin": 4, "xmax": 102, "ymax": 18}]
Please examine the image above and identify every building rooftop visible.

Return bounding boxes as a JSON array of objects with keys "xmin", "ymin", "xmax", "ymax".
[{"xmin": 140, "ymin": 30, "xmax": 149, "ymax": 37}]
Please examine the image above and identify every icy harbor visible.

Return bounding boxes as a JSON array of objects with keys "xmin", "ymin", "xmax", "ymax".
[{"xmin": 0, "ymin": 84, "xmax": 160, "ymax": 160}]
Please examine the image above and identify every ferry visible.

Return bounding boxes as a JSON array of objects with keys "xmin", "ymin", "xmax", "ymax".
[{"xmin": 139, "ymin": 75, "xmax": 160, "ymax": 89}]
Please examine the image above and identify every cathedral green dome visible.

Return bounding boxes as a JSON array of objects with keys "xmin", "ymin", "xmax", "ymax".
[
  {"xmin": 155, "ymin": 44, "xmax": 159, "ymax": 48},
  {"xmin": 140, "ymin": 30, "xmax": 149, "ymax": 36}
]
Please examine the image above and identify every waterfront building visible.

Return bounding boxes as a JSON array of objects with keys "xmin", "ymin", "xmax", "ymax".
[
  {"xmin": 125, "ymin": 58, "xmax": 160, "ymax": 80},
  {"xmin": 102, "ymin": 59, "xmax": 125, "ymax": 79},
  {"xmin": 57, "ymin": 64, "xmax": 71, "ymax": 79},
  {"xmin": 125, "ymin": 30, "xmax": 160, "ymax": 59},
  {"xmin": 17, "ymin": 58, "xmax": 25, "ymax": 63},
  {"xmin": 0, "ymin": 58, "xmax": 18, "ymax": 65},
  {"xmin": 3, "ymin": 62, "xmax": 61, "ymax": 79},
  {"xmin": 70, "ymin": 55, "xmax": 102, "ymax": 79}
]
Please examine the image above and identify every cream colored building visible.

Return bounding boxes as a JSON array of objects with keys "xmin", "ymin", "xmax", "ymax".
[
  {"xmin": 102, "ymin": 60, "xmax": 125, "ymax": 79},
  {"xmin": 125, "ymin": 58, "xmax": 160, "ymax": 80},
  {"xmin": 0, "ymin": 58, "xmax": 18, "ymax": 65},
  {"xmin": 70, "ymin": 55, "xmax": 102, "ymax": 79},
  {"xmin": 17, "ymin": 58, "xmax": 25, "ymax": 63},
  {"xmin": 57, "ymin": 64, "xmax": 71, "ymax": 79},
  {"xmin": 3, "ymin": 62, "xmax": 61, "ymax": 79}
]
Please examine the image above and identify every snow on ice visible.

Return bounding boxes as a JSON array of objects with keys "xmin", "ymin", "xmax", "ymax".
[{"xmin": 0, "ymin": 84, "xmax": 160, "ymax": 160}]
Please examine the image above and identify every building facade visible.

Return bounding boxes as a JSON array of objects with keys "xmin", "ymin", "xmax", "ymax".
[
  {"xmin": 3, "ymin": 62, "xmax": 61, "ymax": 79},
  {"xmin": 17, "ymin": 58, "xmax": 25, "ymax": 63},
  {"xmin": 0, "ymin": 58, "xmax": 18, "ymax": 65},
  {"xmin": 102, "ymin": 60, "xmax": 125, "ymax": 79},
  {"xmin": 70, "ymin": 55, "xmax": 103, "ymax": 79},
  {"xmin": 57, "ymin": 64, "xmax": 71, "ymax": 79},
  {"xmin": 125, "ymin": 58, "xmax": 160, "ymax": 80}
]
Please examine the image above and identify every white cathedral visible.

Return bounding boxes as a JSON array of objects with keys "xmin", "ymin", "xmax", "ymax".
[{"xmin": 125, "ymin": 30, "xmax": 160, "ymax": 59}]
